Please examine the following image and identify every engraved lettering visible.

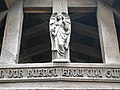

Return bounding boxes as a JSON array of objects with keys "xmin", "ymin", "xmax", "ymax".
[
  {"xmin": 42, "ymin": 69, "xmax": 47, "ymax": 77},
  {"xmin": 27, "ymin": 68, "xmax": 58, "ymax": 78},
  {"xmin": 72, "ymin": 69, "xmax": 77, "ymax": 77},
  {"xmin": 62, "ymin": 68, "xmax": 84, "ymax": 77},
  {"xmin": 33, "ymin": 69, "xmax": 38, "ymax": 77},
  {"xmin": 87, "ymin": 69, "xmax": 92, "ymax": 77},
  {"xmin": 97, "ymin": 69, "xmax": 103, "ymax": 78},
  {"xmin": 8, "ymin": 70, "xmax": 12, "ymax": 78},
  {"xmin": 78, "ymin": 69, "xmax": 84, "ymax": 77},
  {"xmin": 87, "ymin": 69, "xmax": 102, "ymax": 78},
  {"xmin": 27, "ymin": 69, "xmax": 32, "ymax": 78},
  {"xmin": 0, "ymin": 70, "xmax": 4, "ymax": 78},
  {"xmin": 111, "ymin": 69, "xmax": 120, "ymax": 78},
  {"xmin": 106, "ymin": 69, "xmax": 120, "ymax": 78},
  {"xmin": 8, "ymin": 69, "xmax": 23, "ymax": 78},
  {"xmin": 48, "ymin": 69, "xmax": 54, "ymax": 77},
  {"xmin": 0, "ymin": 67, "xmax": 120, "ymax": 82},
  {"xmin": 38, "ymin": 69, "xmax": 43, "ymax": 77},
  {"xmin": 62, "ymin": 69, "xmax": 68, "ymax": 77}
]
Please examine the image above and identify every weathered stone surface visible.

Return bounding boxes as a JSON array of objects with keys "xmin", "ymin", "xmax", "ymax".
[
  {"xmin": 24, "ymin": 0, "xmax": 97, "ymax": 8},
  {"xmin": 50, "ymin": 12, "xmax": 71, "ymax": 61},
  {"xmin": 5, "ymin": 0, "xmax": 16, "ymax": 8},
  {"xmin": 50, "ymin": 0, "xmax": 71, "ymax": 62},
  {"xmin": 97, "ymin": 0, "xmax": 120, "ymax": 63},
  {"xmin": 0, "ymin": 0, "xmax": 23, "ymax": 64},
  {"xmin": 0, "ymin": 63, "xmax": 120, "ymax": 89}
]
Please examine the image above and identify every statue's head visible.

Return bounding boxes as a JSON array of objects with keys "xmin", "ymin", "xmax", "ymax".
[{"xmin": 56, "ymin": 15, "xmax": 63, "ymax": 21}]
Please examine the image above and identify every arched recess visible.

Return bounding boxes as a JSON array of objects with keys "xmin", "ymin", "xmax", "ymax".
[{"xmin": 19, "ymin": 11, "xmax": 102, "ymax": 63}]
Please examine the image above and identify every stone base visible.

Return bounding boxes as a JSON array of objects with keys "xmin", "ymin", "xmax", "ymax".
[
  {"xmin": 1, "ymin": 82, "xmax": 120, "ymax": 89},
  {"xmin": 52, "ymin": 59, "xmax": 70, "ymax": 63},
  {"xmin": 0, "ymin": 63, "xmax": 120, "ymax": 89}
]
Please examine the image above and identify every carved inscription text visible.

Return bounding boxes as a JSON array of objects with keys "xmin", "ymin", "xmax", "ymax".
[{"xmin": 0, "ymin": 67, "xmax": 120, "ymax": 82}]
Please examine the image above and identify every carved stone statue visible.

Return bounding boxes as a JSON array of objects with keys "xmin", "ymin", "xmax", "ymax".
[{"xmin": 49, "ymin": 12, "xmax": 71, "ymax": 62}]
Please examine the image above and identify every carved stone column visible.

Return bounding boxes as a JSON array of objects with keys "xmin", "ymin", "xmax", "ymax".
[
  {"xmin": 53, "ymin": 0, "xmax": 68, "ymax": 14},
  {"xmin": 50, "ymin": 0, "xmax": 71, "ymax": 63},
  {"xmin": 0, "ymin": 0, "xmax": 23, "ymax": 64},
  {"xmin": 97, "ymin": 0, "xmax": 120, "ymax": 63}
]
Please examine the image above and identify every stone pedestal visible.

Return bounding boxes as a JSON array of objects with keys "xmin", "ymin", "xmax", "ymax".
[{"xmin": 52, "ymin": 59, "xmax": 70, "ymax": 63}]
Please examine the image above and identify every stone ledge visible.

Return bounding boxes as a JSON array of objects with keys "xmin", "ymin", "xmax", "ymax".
[
  {"xmin": 0, "ymin": 63, "xmax": 120, "ymax": 83},
  {"xmin": 0, "ymin": 82, "xmax": 120, "ymax": 89},
  {"xmin": 0, "ymin": 63, "xmax": 120, "ymax": 68}
]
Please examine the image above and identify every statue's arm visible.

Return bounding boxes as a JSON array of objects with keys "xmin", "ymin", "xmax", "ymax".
[
  {"xmin": 65, "ymin": 20, "xmax": 71, "ymax": 49},
  {"xmin": 65, "ymin": 21, "xmax": 71, "ymax": 35}
]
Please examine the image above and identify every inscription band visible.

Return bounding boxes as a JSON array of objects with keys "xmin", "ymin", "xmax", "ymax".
[{"xmin": 0, "ymin": 66, "xmax": 120, "ymax": 82}]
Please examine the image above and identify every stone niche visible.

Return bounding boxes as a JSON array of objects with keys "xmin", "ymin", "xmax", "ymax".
[
  {"xmin": 0, "ymin": 63, "xmax": 120, "ymax": 89},
  {"xmin": 0, "ymin": 0, "xmax": 120, "ymax": 89}
]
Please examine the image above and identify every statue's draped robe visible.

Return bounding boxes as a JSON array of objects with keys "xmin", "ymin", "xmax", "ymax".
[{"xmin": 50, "ymin": 14, "xmax": 71, "ymax": 60}]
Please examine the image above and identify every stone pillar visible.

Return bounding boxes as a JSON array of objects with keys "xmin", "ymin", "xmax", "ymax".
[
  {"xmin": 53, "ymin": 0, "xmax": 68, "ymax": 14},
  {"xmin": 0, "ymin": 0, "xmax": 23, "ymax": 64},
  {"xmin": 97, "ymin": 0, "xmax": 120, "ymax": 63},
  {"xmin": 51, "ymin": 0, "xmax": 71, "ymax": 63}
]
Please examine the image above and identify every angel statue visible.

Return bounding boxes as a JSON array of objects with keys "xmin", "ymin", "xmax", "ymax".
[{"xmin": 49, "ymin": 12, "xmax": 71, "ymax": 62}]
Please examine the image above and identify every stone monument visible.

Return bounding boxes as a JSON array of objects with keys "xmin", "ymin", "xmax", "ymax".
[{"xmin": 49, "ymin": 12, "xmax": 71, "ymax": 62}]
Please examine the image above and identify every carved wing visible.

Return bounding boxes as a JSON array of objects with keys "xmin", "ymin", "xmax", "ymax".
[
  {"xmin": 61, "ymin": 12, "xmax": 71, "ymax": 34},
  {"xmin": 49, "ymin": 12, "xmax": 58, "ymax": 32},
  {"xmin": 61, "ymin": 12, "xmax": 71, "ymax": 49},
  {"xmin": 49, "ymin": 12, "xmax": 58, "ymax": 50},
  {"xmin": 61, "ymin": 12, "xmax": 71, "ymax": 25}
]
